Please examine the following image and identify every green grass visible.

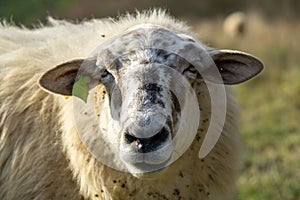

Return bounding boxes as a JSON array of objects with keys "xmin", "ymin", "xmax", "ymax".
[{"xmin": 193, "ymin": 17, "xmax": 300, "ymax": 200}]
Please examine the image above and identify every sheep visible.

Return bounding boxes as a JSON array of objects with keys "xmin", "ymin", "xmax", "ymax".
[
  {"xmin": 223, "ymin": 11, "xmax": 247, "ymax": 37},
  {"xmin": 0, "ymin": 10, "xmax": 263, "ymax": 200}
]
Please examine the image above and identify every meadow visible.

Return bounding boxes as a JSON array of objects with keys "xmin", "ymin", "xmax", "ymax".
[{"xmin": 193, "ymin": 15, "xmax": 300, "ymax": 200}]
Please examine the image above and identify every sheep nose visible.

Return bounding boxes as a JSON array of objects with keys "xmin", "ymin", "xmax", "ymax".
[{"xmin": 124, "ymin": 127, "xmax": 169, "ymax": 153}]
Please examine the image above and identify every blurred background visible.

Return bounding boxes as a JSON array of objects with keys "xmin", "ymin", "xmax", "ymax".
[
  {"xmin": 1, "ymin": 0, "xmax": 299, "ymax": 199},
  {"xmin": 0, "ymin": 0, "xmax": 300, "ymax": 25}
]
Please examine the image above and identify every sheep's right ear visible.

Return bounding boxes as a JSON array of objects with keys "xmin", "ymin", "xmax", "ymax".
[
  {"xmin": 39, "ymin": 58, "xmax": 98, "ymax": 96},
  {"xmin": 207, "ymin": 49, "xmax": 264, "ymax": 84}
]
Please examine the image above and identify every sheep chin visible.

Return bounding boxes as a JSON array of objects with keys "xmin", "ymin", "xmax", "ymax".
[
  {"xmin": 123, "ymin": 157, "xmax": 171, "ymax": 179},
  {"xmin": 131, "ymin": 167, "xmax": 168, "ymax": 180}
]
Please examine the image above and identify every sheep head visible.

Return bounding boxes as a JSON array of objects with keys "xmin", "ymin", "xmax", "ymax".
[{"xmin": 39, "ymin": 24, "xmax": 263, "ymax": 178}]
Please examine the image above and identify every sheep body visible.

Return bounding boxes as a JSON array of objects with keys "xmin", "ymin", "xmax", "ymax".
[
  {"xmin": 223, "ymin": 11, "xmax": 247, "ymax": 37},
  {"xmin": 0, "ymin": 11, "xmax": 242, "ymax": 200}
]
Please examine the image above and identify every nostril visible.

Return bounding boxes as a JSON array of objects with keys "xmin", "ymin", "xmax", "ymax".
[
  {"xmin": 150, "ymin": 127, "xmax": 169, "ymax": 145},
  {"xmin": 125, "ymin": 132, "xmax": 137, "ymax": 144},
  {"xmin": 124, "ymin": 127, "xmax": 170, "ymax": 152}
]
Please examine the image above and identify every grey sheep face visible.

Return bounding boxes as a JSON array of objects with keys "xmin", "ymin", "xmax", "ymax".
[
  {"xmin": 96, "ymin": 48, "xmax": 183, "ymax": 176},
  {"xmin": 39, "ymin": 24, "xmax": 263, "ymax": 178}
]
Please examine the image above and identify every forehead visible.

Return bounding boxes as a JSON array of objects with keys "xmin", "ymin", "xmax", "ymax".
[
  {"xmin": 96, "ymin": 24, "xmax": 197, "ymax": 71},
  {"xmin": 107, "ymin": 24, "xmax": 194, "ymax": 53}
]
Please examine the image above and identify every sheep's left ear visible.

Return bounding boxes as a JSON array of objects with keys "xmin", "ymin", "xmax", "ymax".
[
  {"xmin": 208, "ymin": 50, "xmax": 264, "ymax": 84},
  {"xmin": 39, "ymin": 58, "xmax": 99, "ymax": 96}
]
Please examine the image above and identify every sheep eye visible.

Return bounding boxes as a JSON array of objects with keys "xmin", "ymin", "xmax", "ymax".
[
  {"xmin": 183, "ymin": 66, "xmax": 198, "ymax": 74},
  {"xmin": 182, "ymin": 65, "xmax": 198, "ymax": 81},
  {"xmin": 188, "ymin": 67, "xmax": 198, "ymax": 73},
  {"xmin": 101, "ymin": 70, "xmax": 110, "ymax": 78}
]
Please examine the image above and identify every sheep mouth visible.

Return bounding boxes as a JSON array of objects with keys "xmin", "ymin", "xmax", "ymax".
[
  {"xmin": 132, "ymin": 167, "xmax": 168, "ymax": 179},
  {"xmin": 126, "ymin": 157, "xmax": 171, "ymax": 179}
]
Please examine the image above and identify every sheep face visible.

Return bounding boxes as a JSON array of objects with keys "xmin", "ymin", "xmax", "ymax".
[
  {"xmin": 39, "ymin": 24, "xmax": 263, "ymax": 178},
  {"xmin": 108, "ymin": 59, "xmax": 177, "ymax": 177},
  {"xmin": 89, "ymin": 27, "xmax": 202, "ymax": 176}
]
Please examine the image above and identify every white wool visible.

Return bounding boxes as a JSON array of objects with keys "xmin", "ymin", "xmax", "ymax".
[{"xmin": 0, "ymin": 10, "xmax": 241, "ymax": 200}]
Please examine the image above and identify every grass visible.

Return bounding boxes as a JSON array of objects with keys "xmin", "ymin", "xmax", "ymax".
[{"xmin": 192, "ymin": 16, "xmax": 300, "ymax": 200}]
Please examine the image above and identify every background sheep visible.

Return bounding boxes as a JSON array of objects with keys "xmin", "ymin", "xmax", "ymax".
[
  {"xmin": 223, "ymin": 11, "xmax": 247, "ymax": 37},
  {"xmin": 0, "ymin": 10, "xmax": 263, "ymax": 200}
]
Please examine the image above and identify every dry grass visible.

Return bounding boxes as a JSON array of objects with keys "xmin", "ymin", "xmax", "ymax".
[{"xmin": 192, "ymin": 14, "xmax": 300, "ymax": 200}]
